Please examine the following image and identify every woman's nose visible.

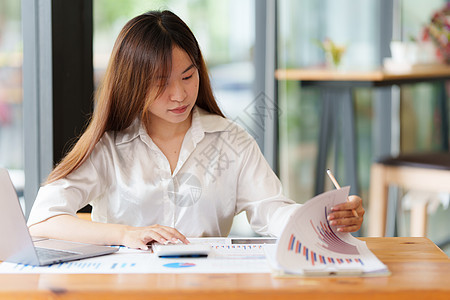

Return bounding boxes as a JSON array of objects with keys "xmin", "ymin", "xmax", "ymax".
[{"xmin": 168, "ymin": 80, "xmax": 187, "ymax": 102}]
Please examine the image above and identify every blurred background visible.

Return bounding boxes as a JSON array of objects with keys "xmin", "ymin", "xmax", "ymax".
[{"xmin": 0, "ymin": 0, "xmax": 448, "ymax": 254}]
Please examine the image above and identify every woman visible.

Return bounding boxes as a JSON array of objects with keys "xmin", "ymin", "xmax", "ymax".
[{"xmin": 28, "ymin": 10, "xmax": 365, "ymax": 250}]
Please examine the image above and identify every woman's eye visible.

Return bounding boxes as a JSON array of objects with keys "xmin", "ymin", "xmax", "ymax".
[{"xmin": 183, "ymin": 74, "xmax": 193, "ymax": 80}]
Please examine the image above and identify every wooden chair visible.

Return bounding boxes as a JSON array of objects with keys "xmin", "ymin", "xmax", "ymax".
[{"xmin": 368, "ymin": 152, "xmax": 450, "ymax": 237}]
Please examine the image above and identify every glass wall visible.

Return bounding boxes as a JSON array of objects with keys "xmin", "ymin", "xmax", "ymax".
[
  {"xmin": 277, "ymin": 0, "xmax": 449, "ymax": 248},
  {"xmin": 399, "ymin": 0, "xmax": 445, "ymax": 153},
  {"xmin": 0, "ymin": 1, "xmax": 24, "ymax": 201},
  {"xmin": 93, "ymin": 0, "xmax": 257, "ymax": 235},
  {"xmin": 397, "ymin": 0, "xmax": 449, "ymax": 248},
  {"xmin": 277, "ymin": 0, "xmax": 378, "ymax": 205},
  {"xmin": 93, "ymin": 0, "xmax": 255, "ymax": 131}
]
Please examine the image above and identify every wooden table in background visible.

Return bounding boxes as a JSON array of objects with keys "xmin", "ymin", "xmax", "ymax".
[
  {"xmin": 275, "ymin": 66, "xmax": 450, "ymax": 197},
  {"xmin": 275, "ymin": 66, "xmax": 450, "ymax": 82},
  {"xmin": 0, "ymin": 237, "xmax": 449, "ymax": 299}
]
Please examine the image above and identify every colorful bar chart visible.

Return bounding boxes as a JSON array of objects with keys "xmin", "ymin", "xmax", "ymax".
[
  {"xmin": 309, "ymin": 207, "xmax": 359, "ymax": 255},
  {"xmin": 276, "ymin": 187, "xmax": 388, "ymax": 275},
  {"xmin": 287, "ymin": 233, "xmax": 364, "ymax": 267}
]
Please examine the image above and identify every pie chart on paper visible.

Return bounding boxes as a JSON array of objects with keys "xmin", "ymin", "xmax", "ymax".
[{"xmin": 163, "ymin": 262, "xmax": 196, "ymax": 268}]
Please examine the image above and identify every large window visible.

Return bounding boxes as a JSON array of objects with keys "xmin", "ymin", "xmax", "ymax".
[
  {"xmin": 0, "ymin": 1, "xmax": 23, "ymax": 203},
  {"xmin": 398, "ymin": 0, "xmax": 445, "ymax": 153},
  {"xmin": 396, "ymin": 0, "xmax": 449, "ymax": 245},
  {"xmin": 93, "ymin": 0, "xmax": 256, "ymax": 134},
  {"xmin": 93, "ymin": 0, "xmax": 257, "ymax": 235},
  {"xmin": 277, "ymin": 0, "xmax": 378, "ymax": 204},
  {"xmin": 277, "ymin": 0, "xmax": 449, "ymax": 247}
]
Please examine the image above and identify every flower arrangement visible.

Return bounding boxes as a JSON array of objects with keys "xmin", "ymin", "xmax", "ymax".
[
  {"xmin": 422, "ymin": 3, "xmax": 450, "ymax": 64},
  {"xmin": 315, "ymin": 38, "xmax": 346, "ymax": 69}
]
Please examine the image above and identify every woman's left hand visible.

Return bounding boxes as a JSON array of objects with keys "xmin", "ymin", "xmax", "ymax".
[{"xmin": 327, "ymin": 195, "xmax": 365, "ymax": 232}]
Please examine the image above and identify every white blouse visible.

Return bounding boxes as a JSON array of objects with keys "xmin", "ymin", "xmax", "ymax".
[{"xmin": 27, "ymin": 106, "xmax": 300, "ymax": 237}]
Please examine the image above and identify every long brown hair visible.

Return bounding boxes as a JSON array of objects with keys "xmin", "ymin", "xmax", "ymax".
[{"xmin": 46, "ymin": 10, "xmax": 224, "ymax": 183}]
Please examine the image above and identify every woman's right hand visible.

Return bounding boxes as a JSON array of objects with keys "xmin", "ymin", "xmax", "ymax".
[
  {"xmin": 121, "ymin": 224, "xmax": 189, "ymax": 250},
  {"xmin": 29, "ymin": 215, "xmax": 189, "ymax": 250}
]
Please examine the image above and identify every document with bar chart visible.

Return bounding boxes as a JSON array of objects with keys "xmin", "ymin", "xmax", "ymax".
[{"xmin": 267, "ymin": 186, "xmax": 389, "ymax": 277}]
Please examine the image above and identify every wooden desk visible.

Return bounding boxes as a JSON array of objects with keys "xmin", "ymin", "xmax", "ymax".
[
  {"xmin": 275, "ymin": 66, "xmax": 450, "ymax": 83},
  {"xmin": 0, "ymin": 237, "xmax": 448, "ymax": 299},
  {"xmin": 276, "ymin": 66, "xmax": 450, "ymax": 197}
]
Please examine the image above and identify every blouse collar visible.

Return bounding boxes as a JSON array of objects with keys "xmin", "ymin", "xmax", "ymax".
[{"xmin": 114, "ymin": 106, "xmax": 229, "ymax": 146}]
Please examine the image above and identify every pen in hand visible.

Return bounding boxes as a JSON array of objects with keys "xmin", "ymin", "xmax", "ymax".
[{"xmin": 326, "ymin": 169, "xmax": 359, "ymax": 217}]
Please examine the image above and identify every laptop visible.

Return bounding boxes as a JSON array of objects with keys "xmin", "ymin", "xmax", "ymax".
[{"xmin": 0, "ymin": 168, "xmax": 118, "ymax": 266}]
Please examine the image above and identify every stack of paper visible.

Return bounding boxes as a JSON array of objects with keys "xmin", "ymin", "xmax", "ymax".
[{"xmin": 265, "ymin": 187, "xmax": 390, "ymax": 277}]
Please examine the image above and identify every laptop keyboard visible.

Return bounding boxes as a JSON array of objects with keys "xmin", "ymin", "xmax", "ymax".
[{"xmin": 35, "ymin": 247, "xmax": 80, "ymax": 261}]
